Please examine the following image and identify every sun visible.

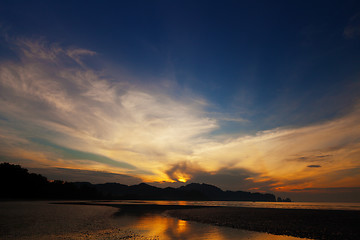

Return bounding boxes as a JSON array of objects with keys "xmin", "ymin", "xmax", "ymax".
[{"xmin": 177, "ymin": 177, "xmax": 188, "ymax": 183}]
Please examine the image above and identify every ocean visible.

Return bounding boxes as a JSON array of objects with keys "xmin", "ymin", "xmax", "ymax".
[{"xmin": 93, "ymin": 200, "xmax": 360, "ymax": 211}]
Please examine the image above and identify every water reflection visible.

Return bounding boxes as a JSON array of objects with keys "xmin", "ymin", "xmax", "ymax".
[
  {"xmin": 177, "ymin": 219, "xmax": 187, "ymax": 233},
  {"xmin": 114, "ymin": 212, "xmax": 308, "ymax": 240}
]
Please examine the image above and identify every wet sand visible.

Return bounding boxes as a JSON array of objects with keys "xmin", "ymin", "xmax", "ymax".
[
  {"xmin": 66, "ymin": 202, "xmax": 360, "ymax": 239},
  {"xmin": 66, "ymin": 202, "xmax": 313, "ymax": 240},
  {"xmin": 4, "ymin": 201, "xmax": 358, "ymax": 239},
  {"xmin": 0, "ymin": 201, "xmax": 158, "ymax": 240},
  {"xmin": 166, "ymin": 206, "xmax": 360, "ymax": 240},
  {"xmin": 2, "ymin": 201, "xmax": 306, "ymax": 240}
]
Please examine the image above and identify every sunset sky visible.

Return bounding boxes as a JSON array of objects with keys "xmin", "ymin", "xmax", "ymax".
[{"xmin": 1, "ymin": 1, "xmax": 360, "ymax": 202}]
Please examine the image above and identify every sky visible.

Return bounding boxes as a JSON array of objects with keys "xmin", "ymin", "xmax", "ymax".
[{"xmin": 0, "ymin": 0, "xmax": 360, "ymax": 202}]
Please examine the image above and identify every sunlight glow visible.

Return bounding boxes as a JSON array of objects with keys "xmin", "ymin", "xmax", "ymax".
[{"xmin": 177, "ymin": 177, "xmax": 189, "ymax": 183}]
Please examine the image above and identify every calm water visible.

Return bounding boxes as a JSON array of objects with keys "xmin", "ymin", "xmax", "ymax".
[
  {"xmin": 0, "ymin": 201, "xmax": 312, "ymax": 240},
  {"xmin": 95, "ymin": 200, "xmax": 360, "ymax": 211}
]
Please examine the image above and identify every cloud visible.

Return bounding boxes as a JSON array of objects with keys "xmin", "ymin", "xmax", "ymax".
[
  {"xmin": 186, "ymin": 103, "xmax": 360, "ymax": 193},
  {"xmin": 307, "ymin": 165, "xmax": 321, "ymax": 168},
  {"xmin": 288, "ymin": 154, "xmax": 332, "ymax": 163},
  {"xmin": 29, "ymin": 167, "xmax": 142, "ymax": 184},
  {"xmin": 290, "ymin": 187, "xmax": 360, "ymax": 192},
  {"xmin": 165, "ymin": 161, "xmax": 276, "ymax": 192},
  {"xmin": 0, "ymin": 37, "xmax": 218, "ymax": 180},
  {"xmin": 14, "ymin": 38, "xmax": 96, "ymax": 62},
  {"xmin": 165, "ymin": 161, "xmax": 204, "ymax": 183},
  {"xmin": 30, "ymin": 138, "xmax": 136, "ymax": 170}
]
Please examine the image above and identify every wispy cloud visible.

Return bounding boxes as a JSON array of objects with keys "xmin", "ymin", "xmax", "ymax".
[
  {"xmin": 0, "ymin": 38, "xmax": 217, "ymax": 180},
  {"xmin": 29, "ymin": 167, "xmax": 142, "ymax": 184},
  {"xmin": 188, "ymin": 104, "xmax": 360, "ymax": 191},
  {"xmin": 30, "ymin": 138, "xmax": 136, "ymax": 170}
]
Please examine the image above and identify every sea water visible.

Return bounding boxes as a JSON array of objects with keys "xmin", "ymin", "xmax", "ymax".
[{"xmin": 94, "ymin": 200, "xmax": 360, "ymax": 211}]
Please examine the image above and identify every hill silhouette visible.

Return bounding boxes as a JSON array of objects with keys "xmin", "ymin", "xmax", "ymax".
[
  {"xmin": 1, "ymin": 162, "xmax": 285, "ymax": 202},
  {"xmin": 0, "ymin": 162, "xmax": 101, "ymax": 199},
  {"xmin": 89, "ymin": 182, "xmax": 277, "ymax": 201}
]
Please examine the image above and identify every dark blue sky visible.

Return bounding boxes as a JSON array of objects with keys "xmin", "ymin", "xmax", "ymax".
[{"xmin": 2, "ymin": 0, "xmax": 359, "ymax": 135}]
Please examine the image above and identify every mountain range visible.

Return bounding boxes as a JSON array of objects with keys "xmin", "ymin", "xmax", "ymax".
[
  {"xmin": 1, "ymin": 162, "xmax": 289, "ymax": 202},
  {"xmin": 74, "ymin": 182, "xmax": 279, "ymax": 202}
]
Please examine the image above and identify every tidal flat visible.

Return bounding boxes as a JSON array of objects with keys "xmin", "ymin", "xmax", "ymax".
[{"xmin": 0, "ymin": 201, "xmax": 316, "ymax": 240}]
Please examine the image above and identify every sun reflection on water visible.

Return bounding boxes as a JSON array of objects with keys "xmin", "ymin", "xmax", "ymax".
[
  {"xmin": 176, "ymin": 219, "xmax": 187, "ymax": 233},
  {"xmin": 114, "ymin": 213, "xmax": 305, "ymax": 240}
]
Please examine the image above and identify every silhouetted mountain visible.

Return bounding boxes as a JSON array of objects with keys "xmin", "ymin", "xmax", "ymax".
[
  {"xmin": 92, "ymin": 182, "xmax": 278, "ymax": 202},
  {"xmin": 0, "ymin": 163, "xmax": 102, "ymax": 199},
  {"xmin": 179, "ymin": 183, "xmax": 223, "ymax": 199},
  {"xmin": 0, "ymin": 162, "xmax": 48, "ymax": 199},
  {"xmin": 1, "ymin": 162, "xmax": 288, "ymax": 202}
]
